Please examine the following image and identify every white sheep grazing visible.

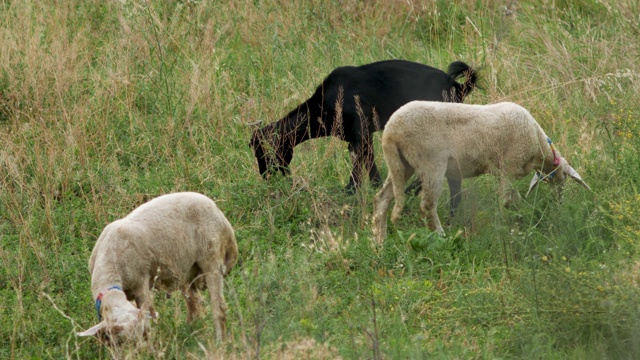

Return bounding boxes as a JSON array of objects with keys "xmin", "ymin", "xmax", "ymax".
[
  {"xmin": 77, "ymin": 192, "xmax": 238, "ymax": 343},
  {"xmin": 372, "ymin": 101, "xmax": 590, "ymax": 242}
]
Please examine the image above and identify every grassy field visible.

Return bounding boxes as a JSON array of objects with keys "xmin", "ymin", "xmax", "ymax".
[{"xmin": 1, "ymin": 0, "xmax": 640, "ymax": 358}]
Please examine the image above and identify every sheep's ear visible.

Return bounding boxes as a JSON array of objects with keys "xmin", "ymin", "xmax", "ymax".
[
  {"xmin": 526, "ymin": 172, "xmax": 544, "ymax": 197},
  {"xmin": 77, "ymin": 321, "xmax": 105, "ymax": 337},
  {"xmin": 567, "ymin": 165, "xmax": 591, "ymax": 191}
]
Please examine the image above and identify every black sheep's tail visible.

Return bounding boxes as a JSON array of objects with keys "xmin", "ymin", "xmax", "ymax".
[{"xmin": 447, "ymin": 61, "xmax": 479, "ymax": 102}]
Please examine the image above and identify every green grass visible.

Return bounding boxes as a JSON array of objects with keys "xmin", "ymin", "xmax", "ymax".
[{"xmin": 1, "ymin": 0, "xmax": 640, "ymax": 358}]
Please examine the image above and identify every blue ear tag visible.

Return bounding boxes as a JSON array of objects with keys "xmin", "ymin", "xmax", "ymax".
[
  {"xmin": 95, "ymin": 286, "xmax": 123, "ymax": 321},
  {"xmin": 95, "ymin": 297, "xmax": 103, "ymax": 321}
]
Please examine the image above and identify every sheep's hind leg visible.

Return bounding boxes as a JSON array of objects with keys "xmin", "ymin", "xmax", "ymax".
[
  {"xmin": 368, "ymin": 161, "xmax": 383, "ymax": 188},
  {"xmin": 346, "ymin": 135, "xmax": 381, "ymax": 191},
  {"xmin": 363, "ymin": 137, "xmax": 383, "ymax": 187},
  {"xmin": 373, "ymin": 177, "xmax": 395, "ymax": 245},
  {"xmin": 419, "ymin": 170, "xmax": 447, "ymax": 236},
  {"xmin": 201, "ymin": 266, "xmax": 227, "ymax": 341},
  {"xmin": 345, "ymin": 142, "xmax": 365, "ymax": 193},
  {"xmin": 390, "ymin": 162, "xmax": 414, "ymax": 224}
]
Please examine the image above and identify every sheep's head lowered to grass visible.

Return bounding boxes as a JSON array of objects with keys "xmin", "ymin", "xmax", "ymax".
[
  {"xmin": 250, "ymin": 121, "xmax": 294, "ymax": 179},
  {"xmin": 77, "ymin": 288, "xmax": 153, "ymax": 344},
  {"xmin": 526, "ymin": 139, "xmax": 591, "ymax": 196}
]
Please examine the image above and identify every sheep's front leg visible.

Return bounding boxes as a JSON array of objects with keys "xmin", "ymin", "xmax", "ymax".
[
  {"xmin": 373, "ymin": 177, "xmax": 395, "ymax": 245},
  {"xmin": 447, "ymin": 177, "xmax": 463, "ymax": 218},
  {"xmin": 182, "ymin": 285, "xmax": 203, "ymax": 323},
  {"xmin": 346, "ymin": 142, "xmax": 364, "ymax": 192},
  {"xmin": 363, "ymin": 136, "xmax": 382, "ymax": 187},
  {"xmin": 498, "ymin": 176, "xmax": 520, "ymax": 208},
  {"xmin": 203, "ymin": 268, "xmax": 227, "ymax": 341},
  {"xmin": 346, "ymin": 137, "xmax": 380, "ymax": 191},
  {"xmin": 134, "ymin": 285, "xmax": 157, "ymax": 318}
]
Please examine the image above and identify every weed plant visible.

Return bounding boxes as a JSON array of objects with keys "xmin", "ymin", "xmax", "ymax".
[{"xmin": 1, "ymin": 0, "xmax": 639, "ymax": 358}]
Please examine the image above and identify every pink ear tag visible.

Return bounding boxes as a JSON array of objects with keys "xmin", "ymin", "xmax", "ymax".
[{"xmin": 547, "ymin": 137, "xmax": 561, "ymax": 166}]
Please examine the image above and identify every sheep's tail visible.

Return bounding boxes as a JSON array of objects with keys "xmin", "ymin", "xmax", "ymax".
[
  {"xmin": 447, "ymin": 61, "xmax": 478, "ymax": 102},
  {"xmin": 382, "ymin": 138, "xmax": 413, "ymax": 224},
  {"xmin": 223, "ymin": 226, "xmax": 238, "ymax": 275}
]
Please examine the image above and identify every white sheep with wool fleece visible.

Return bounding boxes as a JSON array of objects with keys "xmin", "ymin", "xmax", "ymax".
[
  {"xmin": 77, "ymin": 192, "xmax": 238, "ymax": 343},
  {"xmin": 372, "ymin": 101, "xmax": 590, "ymax": 243}
]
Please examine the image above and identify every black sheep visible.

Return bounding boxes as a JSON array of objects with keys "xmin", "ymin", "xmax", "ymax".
[{"xmin": 250, "ymin": 60, "xmax": 478, "ymax": 197}]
